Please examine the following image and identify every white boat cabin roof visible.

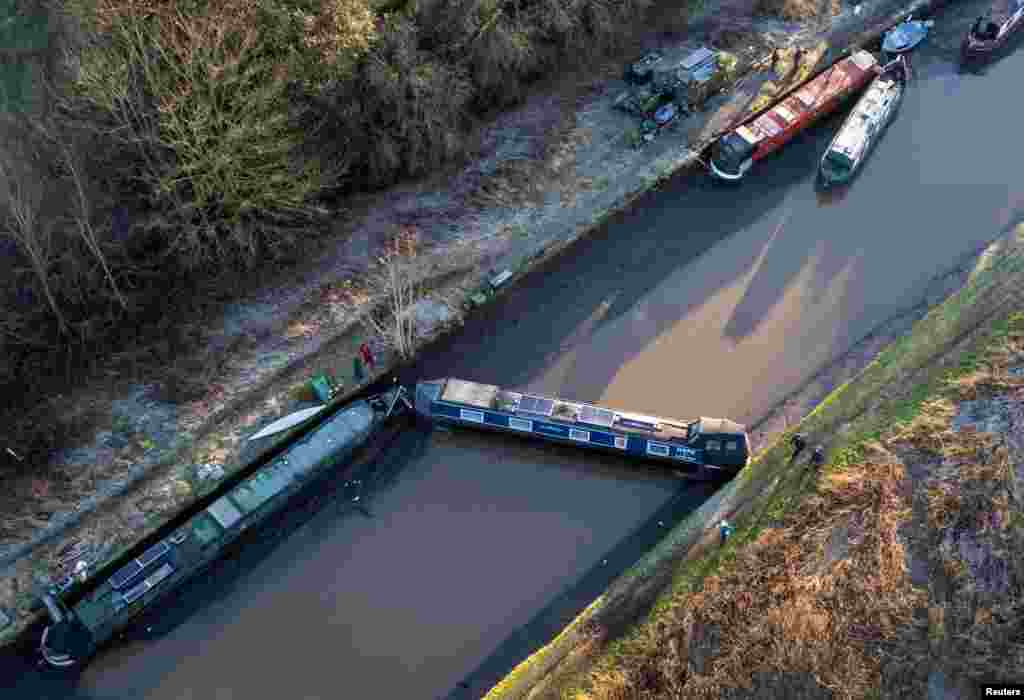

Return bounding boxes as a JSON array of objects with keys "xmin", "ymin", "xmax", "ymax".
[{"xmin": 829, "ymin": 74, "xmax": 900, "ymax": 158}]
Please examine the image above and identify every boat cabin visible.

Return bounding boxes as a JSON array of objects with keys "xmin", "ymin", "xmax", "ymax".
[{"xmin": 421, "ymin": 378, "xmax": 750, "ymax": 470}]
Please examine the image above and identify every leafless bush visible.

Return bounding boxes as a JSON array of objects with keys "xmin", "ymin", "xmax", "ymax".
[
  {"xmin": 0, "ymin": 117, "xmax": 70, "ymax": 335},
  {"xmin": 359, "ymin": 226, "xmax": 427, "ymax": 360}
]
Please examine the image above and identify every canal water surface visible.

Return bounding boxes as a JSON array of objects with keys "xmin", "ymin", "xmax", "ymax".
[{"xmin": 5, "ymin": 15, "xmax": 1024, "ymax": 700}]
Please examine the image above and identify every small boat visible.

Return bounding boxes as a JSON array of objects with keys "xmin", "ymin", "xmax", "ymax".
[
  {"xmin": 414, "ymin": 378, "xmax": 751, "ymax": 478},
  {"xmin": 881, "ymin": 16, "xmax": 934, "ymax": 54},
  {"xmin": 819, "ymin": 57, "xmax": 908, "ymax": 187},
  {"xmin": 708, "ymin": 50, "xmax": 880, "ymax": 181},
  {"xmin": 39, "ymin": 386, "xmax": 410, "ymax": 669},
  {"xmin": 961, "ymin": 0, "xmax": 1024, "ymax": 61}
]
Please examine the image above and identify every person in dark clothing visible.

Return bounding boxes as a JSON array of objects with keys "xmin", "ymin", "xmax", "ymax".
[
  {"xmin": 790, "ymin": 432, "xmax": 807, "ymax": 460},
  {"xmin": 719, "ymin": 519, "xmax": 734, "ymax": 546},
  {"xmin": 810, "ymin": 445, "xmax": 826, "ymax": 469}
]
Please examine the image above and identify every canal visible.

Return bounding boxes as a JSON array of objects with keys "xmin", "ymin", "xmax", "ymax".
[{"xmin": 5, "ymin": 11, "xmax": 1023, "ymax": 699}]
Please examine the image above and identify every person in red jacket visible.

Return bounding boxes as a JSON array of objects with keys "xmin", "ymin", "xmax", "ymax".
[{"xmin": 358, "ymin": 342, "xmax": 375, "ymax": 371}]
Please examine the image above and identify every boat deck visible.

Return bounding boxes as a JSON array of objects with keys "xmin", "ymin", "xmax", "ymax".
[{"xmin": 440, "ymin": 379, "xmax": 695, "ymax": 443}]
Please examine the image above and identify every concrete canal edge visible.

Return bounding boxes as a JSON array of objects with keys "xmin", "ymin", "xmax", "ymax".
[{"xmin": 0, "ymin": 0, "xmax": 950, "ymax": 652}]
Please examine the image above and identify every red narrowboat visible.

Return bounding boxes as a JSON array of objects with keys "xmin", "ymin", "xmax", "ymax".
[{"xmin": 708, "ymin": 50, "xmax": 880, "ymax": 181}]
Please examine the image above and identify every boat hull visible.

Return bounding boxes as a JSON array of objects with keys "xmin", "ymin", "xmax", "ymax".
[
  {"xmin": 424, "ymin": 399, "xmax": 735, "ymax": 482},
  {"xmin": 39, "ymin": 388, "xmax": 408, "ymax": 669}
]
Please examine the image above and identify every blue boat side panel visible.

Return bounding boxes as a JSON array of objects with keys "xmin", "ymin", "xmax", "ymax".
[{"xmin": 431, "ymin": 400, "xmax": 710, "ymax": 471}]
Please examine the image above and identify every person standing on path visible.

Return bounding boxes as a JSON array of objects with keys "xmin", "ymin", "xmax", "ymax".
[
  {"xmin": 353, "ymin": 354, "xmax": 365, "ymax": 383},
  {"xmin": 719, "ymin": 519, "xmax": 734, "ymax": 547},
  {"xmin": 810, "ymin": 445, "xmax": 826, "ymax": 471},
  {"xmin": 359, "ymin": 342, "xmax": 375, "ymax": 372},
  {"xmin": 790, "ymin": 432, "xmax": 807, "ymax": 461}
]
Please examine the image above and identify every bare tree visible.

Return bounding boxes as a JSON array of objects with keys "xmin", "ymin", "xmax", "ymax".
[
  {"xmin": 0, "ymin": 121, "xmax": 68, "ymax": 335},
  {"xmin": 360, "ymin": 226, "xmax": 424, "ymax": 360},
  {"xmin": 28, "ymin": 106, "xmax": 128, "ymax": 311}
]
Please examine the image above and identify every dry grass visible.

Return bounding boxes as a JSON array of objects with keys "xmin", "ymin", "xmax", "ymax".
[
  {"xmin": 566, "ymin": 310, "xmax": 1024, "ymax": 700},
  {"xmin": 577, "ymin": 456, "xmax": 925, "ymax": 700}
]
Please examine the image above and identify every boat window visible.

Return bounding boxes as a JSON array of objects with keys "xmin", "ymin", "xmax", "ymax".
[
  {"xmin": 711, "ymin": 133, "xmax": 755, "ymax": 173},
  {"xmin": 569, "ymin": 428, "xmax": 591, "ymax": 442},
  {"xmin": 509, "ymin": 417, "xmax": 533, "ymax": 432},
  {"xmin": 460, "ymin": 409, "xmax": 485, "ymax": 423},
  {"xmin": 725, "ymin": 440, "xmax": 739, "ymax": 452},
  {"xmin": 706, "ymin": 439, "xmax": 721, "ymax": 452},
  {"xmin": 647, "ymin": 442, "xmax": 670, "ymax": 457},
  {"xmin": 614, "ymin": 436, "xmax": 628, "ymax": 450}
]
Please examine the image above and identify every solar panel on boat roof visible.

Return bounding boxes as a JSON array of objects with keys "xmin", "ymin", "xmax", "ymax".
[
  {"xmin": 579, "ymin": 405, "xmax": 615, "ymax": 427},
  {"xmin": 109, "ymin": 560, "xmax": 143, "ymax": 589},
  {"xmin": 518, "ymin": 395, "xmax": 554, "ymax": 415},
  {"xmin": 137, "ymin": 540, "xmax": 170, "ymax": 568}
]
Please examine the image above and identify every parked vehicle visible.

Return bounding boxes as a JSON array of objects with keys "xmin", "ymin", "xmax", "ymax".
[
  {"xmin": 623, "ymin": 51, "xmax": 665, "ymax": 85},
  {"xmin": 615, "ymin": 47, "xmax": 736, "ymax": 147},
  {"xmin": 819, "ymin": 56, "xmax": 909, "ymax": 187},
  {"xmin": 709, "ymin": 50, "xmax": 880, "ymax": 181},
  {"xmin": 961, "ymin": 0, "xmax": 1024, "ymax": 61}
]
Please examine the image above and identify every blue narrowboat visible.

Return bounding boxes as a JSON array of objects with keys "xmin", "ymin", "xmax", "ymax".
[{"xmin": 414, "ymin": 378, "xmax": 750, "ymax": 480}]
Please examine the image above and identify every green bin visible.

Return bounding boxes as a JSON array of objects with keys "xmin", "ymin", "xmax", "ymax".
[{"xmin": 311, "ymin": 374, "xmax": 338, "ymax": 403}]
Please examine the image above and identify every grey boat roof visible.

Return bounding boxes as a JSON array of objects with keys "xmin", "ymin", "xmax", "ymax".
[{"xmin": 827, "ymin": 68, "xmax": 903, "ymax": 161}]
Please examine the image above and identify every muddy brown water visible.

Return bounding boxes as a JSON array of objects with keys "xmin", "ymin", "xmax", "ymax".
[{"xmin": 4, "ymin": 38, "xmax": 1024, "ymax": 700}]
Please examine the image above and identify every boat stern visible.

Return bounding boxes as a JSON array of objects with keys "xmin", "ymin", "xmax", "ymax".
[
  {"xmin": 708, "ymin": 155, "xmax": 749, "ymax": 181},
  {"xmin": 39, "ymin": 593, "xmax": 94, "ymax": 669},
  {"xmin": 707, "ymin": 128, "xmax": 757, "ymax": 182}
]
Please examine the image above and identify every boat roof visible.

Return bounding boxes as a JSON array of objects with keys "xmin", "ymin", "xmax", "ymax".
[
  {"xmin": 435, "ymin": 378, "xmax": 747, "ymax": 439},
  {"xmin": 829, "ymin": 74, "xmax": 901, "ymax": 158},
  {"xmin": 732, "ymin": 51, "xmax": 877, "ymax": 148},
  {"xmin": 441, "ymin": 377, "xmax": 500, "ymax": 409},
  {"xmin": 698, "ymin": 417, "xmax": 746, "ymax": 435}
]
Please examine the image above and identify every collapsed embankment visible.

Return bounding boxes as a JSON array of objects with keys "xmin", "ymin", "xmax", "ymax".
[
  {"xmin": 534, "ymin": 230, "xmax": 1024, "ymax": 700},
  {"xmin": 0, "ymin": 0, "xmax": 956, "ymax": 652}
]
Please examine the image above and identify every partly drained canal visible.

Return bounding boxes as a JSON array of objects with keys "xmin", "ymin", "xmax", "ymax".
[{"xmin": 5, "ymin": 19, "xmax": 1024, "ymax": 700}]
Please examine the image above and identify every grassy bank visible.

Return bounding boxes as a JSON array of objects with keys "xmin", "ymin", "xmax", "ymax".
[{"xmin": 485, "ymin": 227, "xmax": 1024, "ymax": 699}]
